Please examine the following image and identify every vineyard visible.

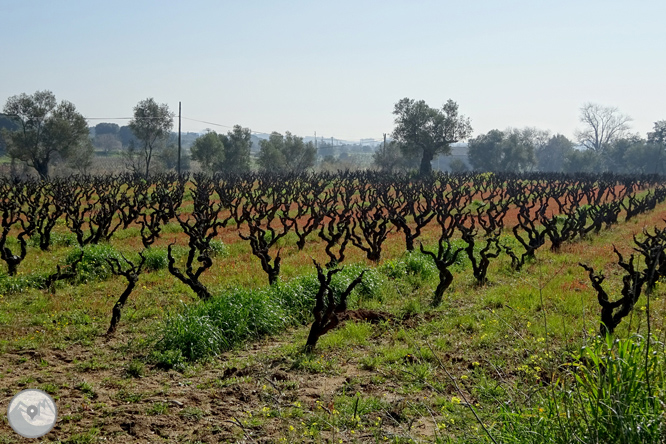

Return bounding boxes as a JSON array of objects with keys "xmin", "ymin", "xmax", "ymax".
[{"xmin": 1, "ymin": 171, "xmax": 666, "ymax": 443}]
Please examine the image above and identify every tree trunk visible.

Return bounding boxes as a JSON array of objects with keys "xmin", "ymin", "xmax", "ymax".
[
  {"xmin": 35, "ymin": 159, "xmax": 49, "ymax": 179},
  {"xmin": 419, "ymin": 149, "xmax": 434, "ymax": 177},
  {"xmin": 144, "ymin": 149, "xmax": 151, "ymax": 178}
]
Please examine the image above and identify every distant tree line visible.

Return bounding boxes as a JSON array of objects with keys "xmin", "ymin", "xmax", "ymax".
[
  {"xmin": 3, "ymin": 91, "xmax": 664, "ymax": 177},
  {"xmin": 372, "ymin": 100, "xmax": 666, "ymax": 176},
  {"xmin": 0, "ymin": 91, "xmax": 320, "ymax": 177}
]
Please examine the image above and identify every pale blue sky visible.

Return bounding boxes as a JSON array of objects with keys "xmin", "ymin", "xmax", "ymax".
[{"xmin": 1, "ymin": 0, "xmax": 664, "ymax": 142}]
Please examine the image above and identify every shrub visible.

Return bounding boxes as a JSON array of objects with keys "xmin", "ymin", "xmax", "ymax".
[
  {"xmin": 269, "ymin": 278, "xmax": 318, "ymax": 324},
  {"xmin": 336, "ymin": 264, "xmax": 384, "ymax": 302},
  {"xmin": 381, "ymin": 251, "xmax": 439, "ymax": 280}
]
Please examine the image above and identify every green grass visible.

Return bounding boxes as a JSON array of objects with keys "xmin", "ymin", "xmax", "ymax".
[
  {"xmin": 125, "ymin": 359, "xmax": 145, "ymax": 378},
  {"xmin": 141, "ymin": 246, "xmax": 169, "ymax": 271},
  {"xmin": 76, "ymin": 381, "xmax": 96, "ymax": 399},
  {"xmin": 65, "ymin": 243, "xmax": 121, "ymax": 282},
  {"xmin": 499, "ymin": 335, "xmax": 666, "ymax": 443},
  {"xmin": 147, "ymin": 401, "xmax": 170, "ymax": 416},
  {"xmin": 157, "ymin": 260, "xmax": 390, "ymax": 362}
]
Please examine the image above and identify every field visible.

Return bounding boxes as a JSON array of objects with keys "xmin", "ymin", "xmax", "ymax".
[{"xmin": 0, "ymin": 172, "xmax": 665, "ymax": 443}]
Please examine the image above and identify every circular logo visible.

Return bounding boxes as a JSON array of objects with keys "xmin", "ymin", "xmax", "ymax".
[{"xmin": 7, "ymin": 389, "xmax": 58, "ymax": 438}]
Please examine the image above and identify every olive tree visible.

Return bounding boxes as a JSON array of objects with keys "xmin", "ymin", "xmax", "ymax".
[
  {"xmin": 392, "ymin": 98, "xmax": 472, "ymax": 176},
  {"xmin": 2, "ymin": 90, "xmax": 89, "ymax": 178}
]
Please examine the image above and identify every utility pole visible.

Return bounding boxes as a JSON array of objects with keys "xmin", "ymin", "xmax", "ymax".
[{"xmin": 177, "ymin": 101, "xmax": 182, "ymax": 175}]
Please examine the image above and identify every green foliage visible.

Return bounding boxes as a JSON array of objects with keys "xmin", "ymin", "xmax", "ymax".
[
  {"xmin": 373, "ymin": 140, "xmax": 418, "ymax": 172},
  {"xmin": 623, "ymin": 138, "xmax": 663, "ymax": 174},
  {"xmin": 159, "ymin": 288, "xmax": 287, "ymax": 361},
  {"xmin": 141, "ymin": 247, "xmax": 169, "ymax": 271},
  {"xmin": 392, "ymin": 98, "xmax": 472, "ymax": 176},
  {"xmin": 76, "ymin": 381, "xmax": 96, "ymax": 399},
  {"xmin": 257, "ymin": 131, "xmax": 316, "ymax": 173},
  {"xmin": 499, "ymin": 335, "xmax": 666, "ymax": 443},
  {"xmin": 208, "ymin": 239, "xmax": 228, "ymax": 257},
  {"xmin": 0, "ymin": 271, "xmax": 50, "ymax": 293},
  {"xmin": 219, "ymin": 125, "xmax": 252, "ymax": 173},
  {"xmin": 269, "ymin": 278, "xmax": 318, "ymax": 325},
  {"xmin": 2, "ymin": 90, "xmax": 89, "ymax": 178},
  {"xmin": 536, "ymin": 134, "xmax": 574, "ymax": 172},
  {"xmin": 190, "ymin": 131, "xmax": 225, "ymax": 173},
  {"xmin": 179, "ymin": 406, "xmax": 206, "ymax": 420},
  {"xmin": 149, "ymin": 349, "xmax": 186, "ymax": 371},
  {"xmin": 125, "ymin": 359, "xmax": 145, "ymax": 378},
  {"xmin": 65, "ymin": 244, "xmax": 120, "ymax": 282},
  {"xmin": 147, "ymin": 401, "xmax": 170, "ymax": 416},
  {"xmin": 336, "ymin": 264, "xmax": 384, "ymax": 302},
  {"xmin": 128, "ymin": 97, "xmax": 173, "ymax": 177},
  {"xmin": 380, "ymin": 250, "xmax": 442, "ymax": 295},
  {"xmin": 64, "ymin": 428, "xmax": 100, "ymax": 444},
  {"xmin": 468, "ymin": 128, "xmax": 536, "ymax": 172},
  {"xmin": 402, "ymin": 251, "xmax": 438, "ymax": 279},
  {"xmin": 28, "ymin": 231, "xmax": 77, "ymax": 249}
]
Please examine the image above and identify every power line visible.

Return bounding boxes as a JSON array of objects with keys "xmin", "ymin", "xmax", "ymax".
[
  {"xmin": 85, "ymin": 115, "xmax": 380, "ymax": 144},
  {"xmin": 181, "ymin": 117, "xmax": 234, "ymax": 130}
]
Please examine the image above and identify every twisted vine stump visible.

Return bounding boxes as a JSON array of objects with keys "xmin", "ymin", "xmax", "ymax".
[
  {"xmin": 167, "ymin": 243, "xmax": 213, "ymax": 301},
  {"xmin": 579, "ymin": 247, "xmax": 647, "ymax": 336},
  {"xmin": 106, "ymin": 252, "xmax": 146, "ymax": 336},
  {"xmin": 304, "ymin": 261, "xmax": 365, "ymax": 352}
]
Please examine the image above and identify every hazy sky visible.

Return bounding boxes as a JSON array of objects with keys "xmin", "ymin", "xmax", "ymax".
[{"xmin": 1, "ymin": 0, "xmax": 664, "ymax": 142}]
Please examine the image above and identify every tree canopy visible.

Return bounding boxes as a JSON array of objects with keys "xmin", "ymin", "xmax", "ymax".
[
  {"xmin": 257, "ymin": 131, "xmax": 316, "ymax": 173},
  {"xmin": 94, "ymin": 122, "xmax": 120, "ymax": 136},
  {"xmin": 128, "ymin": 98, "xmax": 173, "ymax": 177},
  {"xmin": 468, "ymin": 128, "xmax": 536, "ymax": 172},
  {"xmin": 536, "ymin": 134, "xmax": 574, "ymax": 172},
  {"xmin": 190, "ymin": 125, "xmax": 252, "ymax": 173},
  {"xmin": 2, "ymin": 90, "xmax": 89, "ymax": 178},
  {"xmin": 648, "ymin": 121, "xmax": 666, "ymax": 146},
  {"xmin": 190, "ymin": 131, "xmax": 225, "ymax": 173},
  {"xmin": 118, "ymin": 125, "xmax": 137, "ymax": 147},
  {"xmin": 391, "ymin": 98, "xmax": 472, "ymax": 176},
  {"xmin": 0, "ymin": 114, "xmax": 20, "ymax": 155},
  {"xmin": 372, "ymin": 140, "xmax": 417, "ymax": 172},
  {"xmin": 219, "ymin": 125, "xmax": 252, "ymax": 173}
]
